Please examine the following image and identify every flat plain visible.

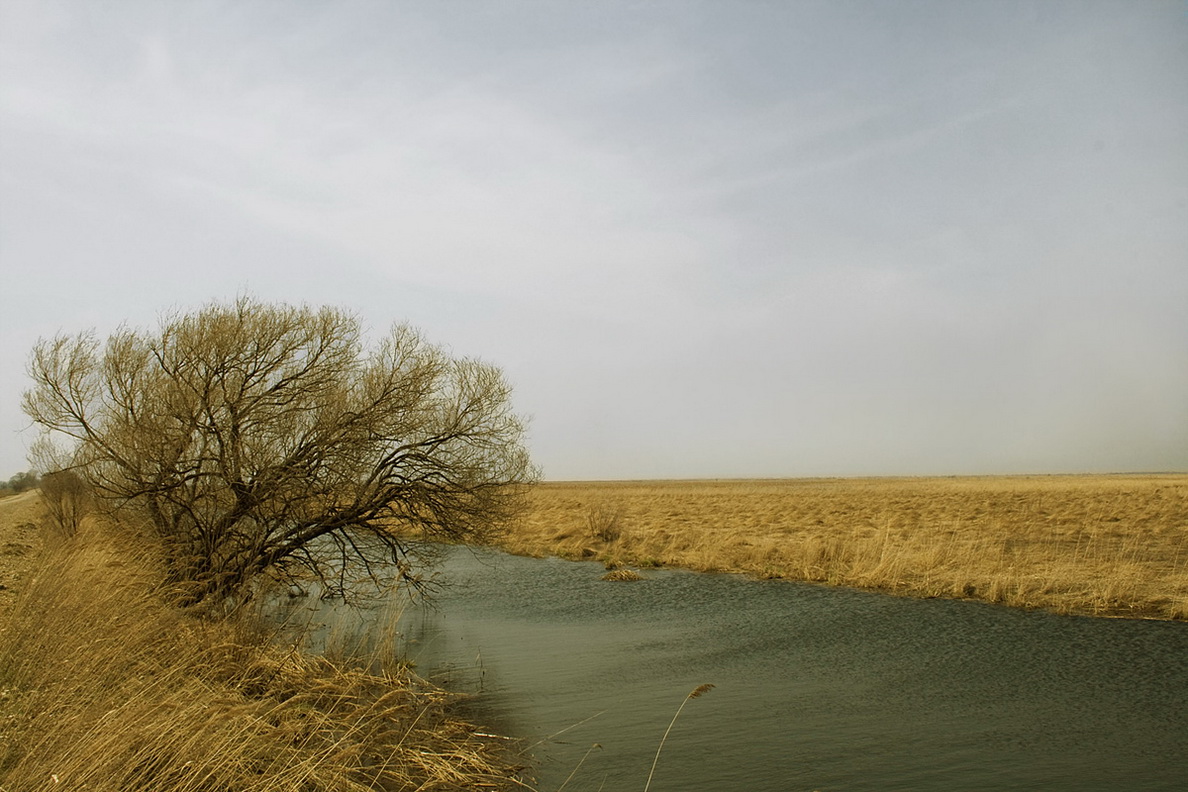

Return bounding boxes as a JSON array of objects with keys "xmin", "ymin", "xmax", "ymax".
[{"xmin": 500, "ymin": 474, "xmax": 1188, "ymax": 620}]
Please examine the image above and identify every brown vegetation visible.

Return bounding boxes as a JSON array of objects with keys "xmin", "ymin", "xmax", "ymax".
[
  {"xmin": 502, "ymin": 475, "xmax": 1188, "ymax": 620},
  {"xmin": 0, "ymin": 495, "xmax": 526, "ymax": 791},
  {"xmin": 600, "ymin": 568, "xmax": 644, "ymax": 582},
  {"xmin": 23, "ymin": 297, "xmax": 536, "ymax": 608}
]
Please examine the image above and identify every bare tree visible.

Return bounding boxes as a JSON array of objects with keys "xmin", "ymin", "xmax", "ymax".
[{"xmin": 23, "ymin": 297, "xmax": 537, "ymax": 608}]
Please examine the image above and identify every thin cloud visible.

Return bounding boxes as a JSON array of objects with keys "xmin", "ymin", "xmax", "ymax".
[{"xmin": 1, "ymin": 0, "xmax": 1185, "ymax": 478}]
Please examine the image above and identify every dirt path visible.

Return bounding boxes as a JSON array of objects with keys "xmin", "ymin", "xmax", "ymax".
[{"xmin": 0, "ymin": 490, "xmax": 44, "ymax": 620}]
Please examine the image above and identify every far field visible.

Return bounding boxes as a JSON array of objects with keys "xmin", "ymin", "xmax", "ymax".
[{"xmin": 500, "ymin": 474, "xmax": 1188, "ymax": 620}]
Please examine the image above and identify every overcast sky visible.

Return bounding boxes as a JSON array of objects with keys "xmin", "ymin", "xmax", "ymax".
[{"xmin": 1, "ymin": 0, "xmax": 1185, "ymax": 480}]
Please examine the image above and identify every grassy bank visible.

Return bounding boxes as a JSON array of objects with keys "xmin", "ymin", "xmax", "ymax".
[
  {"xmin": 500, "ymin": 474, "xmax": 1188, "ymax": 620},
  {"xmin": 0, "ymin": 497, "xmax": 526, "ymax": 791}
]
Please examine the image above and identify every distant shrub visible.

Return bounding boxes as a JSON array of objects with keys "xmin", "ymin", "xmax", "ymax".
[
  {"xmin": 2, "ymin": 471, "xmax": 40, "ymax": 496},
  {"xmin": 585, "ymin": 501, "xmax": 625, "ymax": 543}
]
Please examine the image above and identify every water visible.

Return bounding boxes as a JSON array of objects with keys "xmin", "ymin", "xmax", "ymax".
[{"xmin": 287, "ymin": 546, "xmax": 1188, "ymax": 791}]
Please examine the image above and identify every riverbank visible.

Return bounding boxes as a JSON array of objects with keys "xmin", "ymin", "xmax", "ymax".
[
  {"xmin": 499, "ymin": 474, "xmax": 1188, "ymax": 620},
  {"xmin": 0, "ymin": 493, "xmax": 526, "ymax": 791}
]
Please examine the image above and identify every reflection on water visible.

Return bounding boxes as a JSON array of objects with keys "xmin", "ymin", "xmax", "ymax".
[{"xmin": 283, "ymin": 546, "xmax": 1188, "ymax": 791}]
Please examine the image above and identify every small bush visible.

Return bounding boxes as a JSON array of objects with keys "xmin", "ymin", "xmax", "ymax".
[
  {"xmin": 38, "ymin": 469, "xmax": 91, "ymax": 537},
  {"xmin": 586, "ymin": 501, "xmax": 625, "ymax": 543}
]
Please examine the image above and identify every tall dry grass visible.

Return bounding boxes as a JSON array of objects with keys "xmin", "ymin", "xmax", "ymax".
[
  {"xmin": 502, "ymin": 475, "xmax": 1188, "ymax": 620},
  {"xmin": 0, "ymin": 507, "xmax": 526, "ymax": 791}
]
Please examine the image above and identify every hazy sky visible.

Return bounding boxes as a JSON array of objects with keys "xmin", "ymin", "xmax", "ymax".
[{"xmin": 1, "ymin": 0, "xmax": 1186, "ymax": 480}]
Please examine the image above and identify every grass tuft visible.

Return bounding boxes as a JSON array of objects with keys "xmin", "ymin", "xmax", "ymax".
[{"xmin": 600, "ymin": 569, "xmax": 644, "ymax": 582}]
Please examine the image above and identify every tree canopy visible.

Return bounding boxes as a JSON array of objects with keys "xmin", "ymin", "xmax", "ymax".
[{"xmin": 23, "ymin": 298, "xmax": 537, "ymax": 607}]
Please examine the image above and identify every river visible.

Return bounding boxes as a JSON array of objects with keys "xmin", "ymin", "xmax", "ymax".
[{"xmin": 285, "ymin": 545, "xmax": 1188, "ymax": 791}]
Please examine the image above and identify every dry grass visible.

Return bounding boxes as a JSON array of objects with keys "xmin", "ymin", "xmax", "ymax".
[
  {"xmin": 599, "ymin": 569, "xmax": 644, "ymax": 582},
  {"xmin": 0, "ymin": 498, "xmax": 526, "ymax": 792},
  {"xmin": 501, "ymin": 474, "xmax": 1188, "ymax": 620}
]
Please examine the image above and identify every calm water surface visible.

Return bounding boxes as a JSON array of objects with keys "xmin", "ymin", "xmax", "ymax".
[{"xmin": 294, "ymin": 546, "xmax": 1188, "ymax": 791}]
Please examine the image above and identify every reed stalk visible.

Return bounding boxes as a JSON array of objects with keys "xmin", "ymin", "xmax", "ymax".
[{"xmin": 643, "ymin": 683, "xmax": 714, "ymax": 792}]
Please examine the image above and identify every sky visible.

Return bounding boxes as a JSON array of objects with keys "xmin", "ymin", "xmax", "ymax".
[{"xmin": 1, "ymin": 0, "xmax": 1185, "ymax": 481}]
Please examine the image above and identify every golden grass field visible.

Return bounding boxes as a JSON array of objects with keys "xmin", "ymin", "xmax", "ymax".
[
  {"xmin": 0, "ymin": 494, "xmax": 525, "ymax": 792},
  {"xmin": 501, "ymin": 474, "xmax": 1188, "ymax": 620}
]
